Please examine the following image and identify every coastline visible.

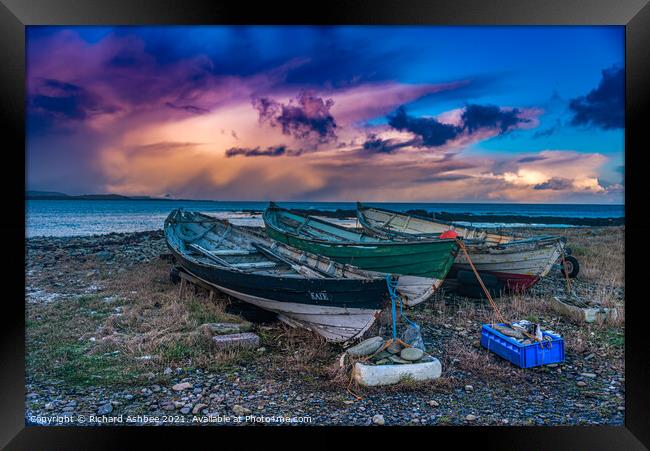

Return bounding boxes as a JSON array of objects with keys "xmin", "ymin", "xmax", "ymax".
[
  {"xmin": 25, "ymin": 225, "xmax": 625, "ymax": 426},
  {"xmin": 25, "ymin": 207, "xmax": 624, "ymax": 239}
]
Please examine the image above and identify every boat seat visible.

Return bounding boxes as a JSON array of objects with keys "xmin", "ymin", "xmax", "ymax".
[
  {"xmin": 231, "ymin": 261, "xmax": 277, "ymax": 269},
  {"xmin": 209, "ymin": 249, "xmax": 252, "ymax": 256}
]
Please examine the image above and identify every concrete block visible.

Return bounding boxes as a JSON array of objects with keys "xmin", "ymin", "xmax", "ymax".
[
  {"xmin": 212, "ymin": 332, "xmax": 260, "ymax": 350},
  {"xmin": 352, "ymin": 357, "xmax": 442, "ymax": 387}
]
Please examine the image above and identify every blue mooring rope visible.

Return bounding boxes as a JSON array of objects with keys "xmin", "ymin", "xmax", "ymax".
[
  {"xmin": 386, "ymin": 275, "xmax": 399, "ymax": 340},
  {"xmin": 385, "ymin": 275, "xmax": 419, "ymax": 341}
]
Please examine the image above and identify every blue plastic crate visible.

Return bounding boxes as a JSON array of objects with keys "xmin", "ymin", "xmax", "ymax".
[{"xmin": 480, "ymin": 323, "xmax": 564, "ymax": 368}]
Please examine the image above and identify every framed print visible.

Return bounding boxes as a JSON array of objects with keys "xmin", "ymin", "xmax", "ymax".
[{"xmin": 1, "ymin": 0, "xmax": 648, "ymax": 448}]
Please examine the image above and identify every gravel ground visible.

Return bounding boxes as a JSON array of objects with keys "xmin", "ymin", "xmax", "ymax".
[{"xmin": 24, "ymin": 229, "xmax": 625, "ymax": 426}]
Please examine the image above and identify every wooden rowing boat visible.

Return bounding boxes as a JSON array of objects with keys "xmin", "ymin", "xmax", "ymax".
[
  {"xmin": 356, "ymin": 203, "xmax": 566, "ymax": 291},
  {"xmin": 262, "ymin": 203, "xmax": 458, "ymax": 302},
  {"xmin": 165, "ymin": 209, "xmax": 390, "ymax": 342}
]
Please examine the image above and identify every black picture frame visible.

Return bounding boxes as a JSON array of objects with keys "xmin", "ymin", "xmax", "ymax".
[{"xmin": 2, "ymin": 0, "xmax": 648, "ymax": 448}]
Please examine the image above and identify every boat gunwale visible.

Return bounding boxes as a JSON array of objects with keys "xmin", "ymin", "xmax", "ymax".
[
  {"xmin": 165, "ymin": 209, "xmax": 387, "ymax": 284},
  {"xmin": 356, "ymin": 203, "xmax": 566, "ymax": 249},
  {"xmin": 264, "ymin": 202, "xmax": 458, "ymax": 248}
]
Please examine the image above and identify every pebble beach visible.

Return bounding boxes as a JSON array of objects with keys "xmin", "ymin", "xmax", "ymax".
[{"xmin": 24, "ymin": 225, "xmax": 625, "ymax": 426}]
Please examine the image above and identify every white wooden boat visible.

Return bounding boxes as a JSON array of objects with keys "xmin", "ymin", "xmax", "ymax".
[
  {"xmin": 165, "ymin": 209, "xmax": 437, "ymax": 342},
  {"xmin": 357, "ymin": 203, "xmax": 567, "ymax": 291}
]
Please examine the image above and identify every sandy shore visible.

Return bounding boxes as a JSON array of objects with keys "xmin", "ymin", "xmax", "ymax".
[{"xmin": 25, "ymin": 226, "xmax": 624, "ymax": 426}]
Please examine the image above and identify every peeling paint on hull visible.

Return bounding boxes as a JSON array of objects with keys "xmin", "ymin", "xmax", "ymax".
[{"xmin": 357, "ymin": 203, "xmax": 565, "ymax": 291}]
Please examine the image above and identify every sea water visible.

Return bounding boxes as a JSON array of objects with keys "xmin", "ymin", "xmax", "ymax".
[{"xmin": 26, "ymin": 200, "xmax": 624, "ymax": 238}]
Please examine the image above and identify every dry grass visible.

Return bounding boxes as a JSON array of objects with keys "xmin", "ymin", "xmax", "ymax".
[
  {"xmin": 261, "ymin": 324, "xmax": 339, "ymax": 383},
  {"xmin": 551, "ymin": 226, "xmax": 625, "ymax": 287},
  {"xmin": 99, "ymin": 258, "xmax": 258, "ymax": 372},
  {"xmin": 26, "ymin": 257, "xmax": 263, "ymax": 387},
  {"xmin": 26, "ymin": 226, "xmax": 625, "ymax": 391}
]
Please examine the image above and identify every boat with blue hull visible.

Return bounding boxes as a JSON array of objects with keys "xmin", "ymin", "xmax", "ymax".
[{"xmin": 165, "ymin": 209, "xmax": 393, "ymax": 342}]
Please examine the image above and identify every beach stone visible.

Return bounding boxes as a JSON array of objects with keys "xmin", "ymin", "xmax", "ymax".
[
  {"xmin": 389, "ymin": 355, "xmax": 410, "ymax": 364},
  {"xmin": 97, "ymin": 403, "xmax": 113, "ymax": 415},
  {"xmin": 192, "ymin": 403, "xmax": 208, "ymax": 414},
  {"xmin": 400, "ymin": 347, "xmax": 424, "ymax": 361},
  {"xmin": 201, "ymin": 322, "xmax": 249, "ymax": 335},
  {"xmin": 465, "ymin": 414, "xmax": 477, "ymax": 422},
  {"xmin": 232, "ymin": 405, "xmax": 251, "ymax": 416},
  {"xmin": 346, "ymin": 336, "xmax": 384, "ymax": 357},
  {"xmin": 465, "ymin": 385, "xmax": 474, "ymax": 393},
  {"xmin": 45, "ymin": 402, "xmax": 55, "ymax": 410},
  {"xmin": 372, "ymin": 414, "xmax": 385, "ymax": 425},
  {"xmin": 172, "ymin": 382, "xmax": 193, "ymax": 391},
  {"xmin": 212, "ymin": 333, "xmax": 260, "ymax": 350},
  {"xmin": 576, "ymin": 381, "xmax": 587, "ymax": 387},
  {"xmin": 373, "ymin": 350, "xmax": 391, "ymax": 360},
  {"xmin": 180, "ymin": 407, "xmax": 191, "ymax": 415},
  {"xmin": 428, "ymin": 400, "xmax": 440, "ymax": 407},
  {"xmin": 580, "ymin": 373, "xmax": 596, "ymax": 378}
]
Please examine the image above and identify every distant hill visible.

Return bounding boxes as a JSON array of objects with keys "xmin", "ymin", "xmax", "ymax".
[
  {"xmin": 26, "ymin": 190, "xmax": 70, "ymax": 198},
  {"xmin": 26, "ymin": 191, "xmax": 157, "ymax": 201}
]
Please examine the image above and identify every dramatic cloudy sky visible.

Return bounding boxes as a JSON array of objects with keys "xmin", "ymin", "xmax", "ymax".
[{"xmin": 26, "ymin": 26, "xmax": 624, "ymax": 203}]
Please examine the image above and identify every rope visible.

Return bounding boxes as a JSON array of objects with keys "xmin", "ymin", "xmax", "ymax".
[
  {"xmin": 455, "ymin": 238, "xmax": 508, "ymax": 325},
  {"xmin": 560, "ymin": 250, "xmax": 572, "ymax": 294},
  {"xmin": 455, "ymin": 238, "xmax": 552, "ymax": 346},
  {"xmin": 386, "ymin": 275, "xmax": 399, "ymax": 340},
  {"xmin": 386, "ymin": 275, "xmax": 420, "ymax": 334},
  {"xmin": 344, "ymin": 276, "xmax": 415, "ymax": 402}
]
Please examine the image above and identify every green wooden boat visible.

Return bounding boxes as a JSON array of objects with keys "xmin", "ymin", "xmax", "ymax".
[{"xmin": 262, "ymin": 202, "xmax": 459, "ymax": 279}]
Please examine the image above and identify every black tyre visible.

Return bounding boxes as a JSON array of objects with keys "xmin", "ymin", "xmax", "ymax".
[
  {"xmin": 169, "ymin": 266, "xmax": 181, "ymax": 284},
  {"xmin": 560, "ymin": 255, "xmax": 580, "ymax": 278}
]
